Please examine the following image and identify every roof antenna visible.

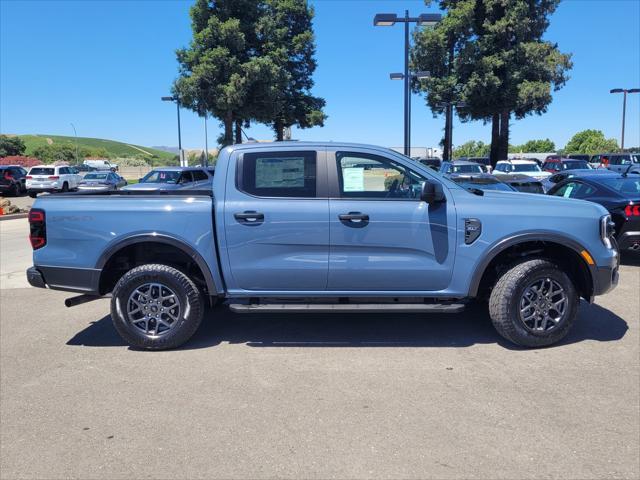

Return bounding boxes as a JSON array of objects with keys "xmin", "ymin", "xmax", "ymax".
[{"xmin": 622, "ymin": 163, "xmax": 633, "ymax": 178}]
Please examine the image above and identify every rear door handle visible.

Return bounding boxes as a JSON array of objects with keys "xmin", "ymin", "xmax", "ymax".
[
  {"xmin": 234, "ymin": 211, "xmax": 264, "ymax": 225},
  {"xmin": 339, "ymin": 212, "xmax": 369, "ymax": 227}
]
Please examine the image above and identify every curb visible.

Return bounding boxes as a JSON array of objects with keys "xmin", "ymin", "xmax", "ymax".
[{"xmin": 0, "ymin": 213, "xmax": 28, "ymax": 222}]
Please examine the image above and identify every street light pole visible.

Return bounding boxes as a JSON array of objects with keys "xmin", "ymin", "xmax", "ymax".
[
  {"xmin": 403, "ymin": 10, "xmax": 410, "ymax": 157},
  {"xmin": 70, "ymin": 123, "xmax": 79, "ymax": 164},
  {"xmin": 162, "ymin": 96, "xmax": 184, "ymax": 165},
  {"xmin": 374, "ymin": 11, "xmax": 441, "ymax": 157},
  {"xmin": 610, "ymin": 88, "xmax": 640, "ymax": 150}
]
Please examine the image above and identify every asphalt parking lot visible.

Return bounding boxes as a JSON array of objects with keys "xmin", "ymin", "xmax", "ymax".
[{"xmin": 1, "ymin": 218, "xmax": 639, "ymax": 479}]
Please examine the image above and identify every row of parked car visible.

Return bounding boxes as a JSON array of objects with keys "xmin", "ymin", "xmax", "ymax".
[
  {"xmin": 417, "ymin": 154, "xmax": 640, "ymax": 252},
  {"xmin": 0, "ymin": 163, "xmax": 218, "ymax": 198}
]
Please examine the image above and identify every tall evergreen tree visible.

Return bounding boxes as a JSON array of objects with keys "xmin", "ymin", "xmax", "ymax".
[
  {"xmin": 173, "ymin": 0, "xmax": 324, "ymax": 146},
  {"xmin": 412, "ymin": 0, "xmax": 572, "ymax": 165},
  {"xmin": 258, "ymin": 0, "xmax": 326, "ymax": 140}
]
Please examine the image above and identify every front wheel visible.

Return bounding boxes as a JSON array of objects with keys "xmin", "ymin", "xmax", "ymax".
[
  {"xmin": 489, "ymin": 259, "xmax": 579, "ymax": 348},
  {"xmin": 110, "ymin": 264, "xmax": 204, "ymax": 350}
]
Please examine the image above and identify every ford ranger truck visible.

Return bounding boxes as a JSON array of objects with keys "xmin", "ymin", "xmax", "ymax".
[{"xmin": 26, "ymin": 142, "xmax": 619, "ymax": 349}]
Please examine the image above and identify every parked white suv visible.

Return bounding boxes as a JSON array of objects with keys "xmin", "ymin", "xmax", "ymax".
[
  {"xmin": 494, "ymin": 160, "xmax": 551, "ymax": 180},
  {"xmin": 83, "ymin": 159, "xmax": 118, "ymax": 171},
  {"xmin": 26, "ymin": 165, "xmax": 82, "ymax": 197}
]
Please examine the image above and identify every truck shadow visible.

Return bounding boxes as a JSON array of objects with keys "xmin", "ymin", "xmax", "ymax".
[{"xmin": 67, "ymin": 301, "xmax": 627, "ymax": 351}]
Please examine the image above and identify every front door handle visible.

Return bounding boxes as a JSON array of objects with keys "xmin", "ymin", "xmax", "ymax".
[
  {"xmin": 339, "ymin": 212, "xmax": 369, "ymax": 228},
  {"xmin": 234, "ymin": 211, "xmax": 264, "ymax": 225}
]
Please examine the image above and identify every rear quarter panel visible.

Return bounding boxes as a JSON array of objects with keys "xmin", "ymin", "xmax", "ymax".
[{"xmin": 32, "ymin": 195, "xmax": 223, "ymax": 292}]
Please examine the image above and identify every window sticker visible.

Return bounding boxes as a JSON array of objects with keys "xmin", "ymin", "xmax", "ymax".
[
  {"xmin": 563, "ymin": 185, "xmax": 574, "ymax": 198},
  {"xmin": 343, "ymin": 167, "xmax": 365, "ymax": 192},
  {"xmin": 255, "ymin": 158, "xmax": 305, "ymax": 188}
]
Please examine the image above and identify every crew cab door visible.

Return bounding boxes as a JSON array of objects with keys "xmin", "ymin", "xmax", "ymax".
[
  {"xmin": 223, "ymin": 148, "xmax": 329, "ymax": 291},
  {"xmin": 327, "ymin": 149, "xmax": 456, "ymax": 292}
]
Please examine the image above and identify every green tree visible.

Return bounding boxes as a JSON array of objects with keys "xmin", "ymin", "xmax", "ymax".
[
  {"xmin": 412, "ymin": 0, "xmax": 572, "ymax": 166},
  {"xmin": 174, "ymin": 0, "xmax": 265, "ymax": 146},
  {"xmin": 564, "ymin": 130, "xmax": 618, "ymax": 155},
  {"xmin": 510, "ymin": 138, "xmax": 555, "ymax": 153},
  {"xmin": 32, "ymin": 143, "xmax": 78, "ymax": 163},
  {"xmin": 174, "ymin": 0, "xmax": 325, "ymax": 146},
  {"xmin": 0, "ymin": 135, "xmax": 26, "ymax": 157},
  {"xmin": 258, "ymin": 0, "xmax": 326, "ymax": 140},
  {"xmin": 452, "ymin": 140, "xmax": 490, "ymax": 158}
]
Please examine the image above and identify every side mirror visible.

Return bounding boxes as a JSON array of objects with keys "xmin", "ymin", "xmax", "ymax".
[
  {"xmin": 420, "ymin": 180, "xmax": 446, "ymax": 204},
  {"xmin": 138, "ymin": 178, "xmax": 144, "ymax": 183}
]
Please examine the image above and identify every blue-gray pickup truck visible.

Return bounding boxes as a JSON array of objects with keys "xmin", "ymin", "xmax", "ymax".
[{"xmin": 27, "ymin": 142, "xmax": 619, "ymax": 349}]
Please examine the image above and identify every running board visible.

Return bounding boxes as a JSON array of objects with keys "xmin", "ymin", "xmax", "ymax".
[{"xmin": 229, "ymin": 303, "xmax": 465, "ymax": 313}]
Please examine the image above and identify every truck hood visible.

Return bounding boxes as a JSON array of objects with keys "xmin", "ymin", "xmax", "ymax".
[{"xmin": 476, "ymin": 189, "xmax": 609, "ymax": 218}]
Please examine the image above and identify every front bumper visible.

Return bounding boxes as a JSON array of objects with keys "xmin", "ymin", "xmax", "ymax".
[{"xmin": 592, "ymin": 247, "xmax": 620, "ymax": 297}]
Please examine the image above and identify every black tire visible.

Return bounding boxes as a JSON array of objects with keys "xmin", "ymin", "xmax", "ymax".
[
  {"xmin": 61, "ymin": 182, "xmax": 69, "ymax": 192},
  {"xmin": 28, "ymin": 191, "xmax": 37, "ymax": 198},
  {"xmin": 10, "ymin": 183, "xmax": 19, "ymax": 197},
  {"xmin": 110, "ymin": 264, "xmax": 204, "ymax": 350},
  {"xmin": 489, "ymin": 259, "xmax": 579, "ymax": 348}
]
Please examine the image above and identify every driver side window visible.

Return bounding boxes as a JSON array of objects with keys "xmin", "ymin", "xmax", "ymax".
[{"xmin": 336, "ymin": 152, "xmax": 425, "ymax": 200}]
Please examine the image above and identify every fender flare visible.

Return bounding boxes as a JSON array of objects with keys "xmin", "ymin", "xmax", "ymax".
[
  {"xmin": 96, "ymin": 233, "xmax": 218, "ymax": 295},
  {"xmin": 467, "ymin": 232, "xmax": 595, "ymax": 297}
]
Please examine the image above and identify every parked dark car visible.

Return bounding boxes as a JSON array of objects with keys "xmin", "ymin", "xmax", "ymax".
[
  {"xmin": 541, "ymin": 158, "xmax": 592, "ymax": 173},
  {"xmin": 548, "ymin": 173, "xmax": 640, "ymax": 251},
  {"xmin": 457, "ymin": 156, "xmax": 491, "ymax": 171},
  {"xmin": 122, "ymin": 167, "xmax": 213, "ymax": 191},
  {"xmin": 440, "ymin": 160, "xmax": 484, "ymax": 175},
  {"xmin": 541, "ymin": 168, "xmax": 616, "ymax": 192},
  {"xmin": 494, "ymin": 173, "xmax": 545, "ymax": 194},
  {"xmin": 72, "ymin": 164, "xmax": 98, "ymax": 173},
  {"xmin": 77, "ymin": 172, "xmax": 128, "ymax": 192},
  {"xmin": 567, "ymin": 154, "xmax": 590, "ymax": 162},
  {"xmin": 0, "ymin": 165, "xmax": 28, "ymax": 196},
  {"xmin": 449, "ymin": 173, "xmax": 517, "ymax": 192},
  {"xmin": 415, "ymin": 157, "xmax": 442, "ymax": 171}
]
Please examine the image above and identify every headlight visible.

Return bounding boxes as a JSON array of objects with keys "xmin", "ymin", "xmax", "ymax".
[{"xmin": 600, "ymin": 214, "xmax": 615, "ymax": 249}]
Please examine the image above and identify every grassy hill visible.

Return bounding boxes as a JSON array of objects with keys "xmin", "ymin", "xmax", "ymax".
[{"xmin": 15, "ymin": 134, "xmax": 178, "ymax": 164}]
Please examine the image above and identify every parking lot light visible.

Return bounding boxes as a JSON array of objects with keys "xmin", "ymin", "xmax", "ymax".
[
  {"xmin": 374, "ymin": 11, "xmax": 441, "ymax": 156},
  {"xmin": 609, "ymin": 88, "xmax": 640, "ymax": 150},
  {"xmin": 161, "ymin": 95, "xmax": 184, "ymax": 165}
]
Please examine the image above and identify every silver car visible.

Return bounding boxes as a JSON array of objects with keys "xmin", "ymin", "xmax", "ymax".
[
  {"xmin": 122, "ymin": 167, "xmax": 213, "ymax": 191},
  {"xmin": 77, "ymin": 172, "xmax": 127, "ymax": 192}
]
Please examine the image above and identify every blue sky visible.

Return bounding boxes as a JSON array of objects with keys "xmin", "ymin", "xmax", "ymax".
[{"xmin": 1, "ymin": 0, "xmax": 639, "ymax": 151}]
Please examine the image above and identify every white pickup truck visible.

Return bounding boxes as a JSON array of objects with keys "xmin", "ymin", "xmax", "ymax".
[{"xmin": 83, "ymin": 159, "xmax": 118, "ymax": 172}]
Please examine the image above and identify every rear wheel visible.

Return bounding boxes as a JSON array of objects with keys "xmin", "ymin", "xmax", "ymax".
[
  {"xmin": 489, "ymin": 259, "xmax": 579, "ymax": 347},
  {"xmin": 110, "ymin": 264, "xmax": 204, "ymax": 350},
  {"xmin": 61, "ymin": 182, "xmax": 69, "ymax": 192},
  {"xmin": 10, "ymin": 183, "xmax": 19, "ymax": 197},
  {"xmin": 28, "ymin": 191, "xmax": 37, "ymax": 198}
]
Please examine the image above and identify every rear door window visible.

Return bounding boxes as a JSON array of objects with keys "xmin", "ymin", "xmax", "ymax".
[
  {"xmin": 239, "ymin": 151, "xmax": 317, "ymax": 198},
  {"xmin": 29, "ymin": 167, "xmax": 55, "ymax": 176}
]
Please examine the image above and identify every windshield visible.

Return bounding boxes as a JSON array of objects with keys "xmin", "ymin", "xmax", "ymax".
[
  {"xmin": 452, "ymin": 164, "xmax": 483, "ymax": 174},
  {"xmin": 512, "ymin": 164, "xmax": 541, "ymax": 173},
  {"xmin": 141, "ymin": 170, "xmax": 180, "ymax": 184},
  {"xmin": 84, "ymin": 173, "xmax": 108, "ymax": 180},
  {"xmin": 562, "ymin": 161, "xmax": 590, "ymax": 170},
  {"xmin": 598, "ymin": 178, "xmax": 640, "ymax": 195},
  {"xmin": 29, "ymin": 167, "xmax": 54, "ymax": 176}
]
